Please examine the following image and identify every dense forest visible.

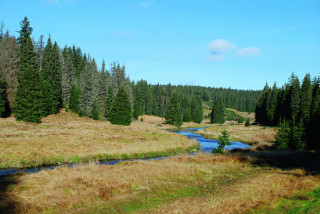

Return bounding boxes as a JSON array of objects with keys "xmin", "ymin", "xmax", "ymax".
[
  {"xmin": 0, "ymin": 17, "xmax": 260, "ymax": 126},
  {"xmin": 255, "ymin": 73, "xmax": 320, "ymax": 151}
]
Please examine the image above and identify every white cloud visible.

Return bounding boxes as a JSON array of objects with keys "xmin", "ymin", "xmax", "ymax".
[
  {"xmin": 207, "ymin": 39, "xmax": 237, "ymax": 54},
  {"xmin": 236, "ymin": 47, "xmax": 261, "ymax": 56},
  {"xmin": 206, "ymin": 39, "xmax": 261, "ymax": 61}
]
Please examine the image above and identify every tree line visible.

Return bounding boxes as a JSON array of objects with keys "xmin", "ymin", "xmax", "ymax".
[
  {"xmin": 0, "ymin": 17, "xmax": 261, "ymax": 126},
  {"xmin": 255, "ymin": 73, "xmax": 320, "ymax": 151}
]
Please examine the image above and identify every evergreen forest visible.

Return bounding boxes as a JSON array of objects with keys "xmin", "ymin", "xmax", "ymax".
[
  {"xmin": 0, "ymin": 17, "xmax": 261, "ymax": 126},
  {"xmin": 255, "ymin": 73, "xmax": 320, "ymax": 151}
]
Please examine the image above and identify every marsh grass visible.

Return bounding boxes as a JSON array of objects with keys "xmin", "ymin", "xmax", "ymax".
[
  {"xmin": 195, "ymin": 123, "xmax": 276, "ymax": 150},
  {"xmin": 0, "ymin": 110, "xmax": 198, "ymax": 168},
  {"xmin": 3, "ymin": 153, "xmax": 320, "ymax": 213}
]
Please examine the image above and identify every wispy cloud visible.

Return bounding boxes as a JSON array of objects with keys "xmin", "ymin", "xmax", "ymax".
[
  {"xmin": 206, "ymin": 39, "xmax": 261, "ymax": 61},
  {"xmin": 236, "ymin": 47, "xmax": 261, "ymax": 56}
]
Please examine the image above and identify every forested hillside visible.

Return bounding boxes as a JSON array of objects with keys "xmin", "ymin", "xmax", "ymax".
[{"xmin": 0, "ymin": 17, "xmax": 260, "ymax": 125}]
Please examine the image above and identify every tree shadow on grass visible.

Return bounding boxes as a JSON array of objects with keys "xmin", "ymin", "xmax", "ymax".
[
  {"xmin": 233, "ymin": 150, "xmax": 320, "ymax": 175},
  {"xmin": 0, "ymin": 173, "xmax": 22, "ymax": 214}
]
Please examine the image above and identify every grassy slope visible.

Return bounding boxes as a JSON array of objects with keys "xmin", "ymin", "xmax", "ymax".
[{"xmin": 0, "ymin": 110, "xmax": 198, "ymax": 168}]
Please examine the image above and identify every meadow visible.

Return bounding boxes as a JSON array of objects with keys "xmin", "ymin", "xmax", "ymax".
[
  {"xmin": 1, "ymin": 153, "xmax": 320, "ymax": 213},
  {"xmin": 1, "ymin": 109, "xmax": 320, "ymax": 213},
  {"xmin": 0, "ymin": 110, "xmax": 198, "ymax": 169}
]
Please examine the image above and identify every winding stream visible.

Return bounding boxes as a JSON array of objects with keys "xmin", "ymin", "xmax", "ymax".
[{"xmin": 0, "ymin": 127, "xmax": 250, "ymax": 176}]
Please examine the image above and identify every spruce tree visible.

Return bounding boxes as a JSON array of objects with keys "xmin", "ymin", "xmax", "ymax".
[
  {"xmin": 211, "ymin": 99, "xmax": 225, "ymax": 124},
  {"xmin": 109, "ymin": 85, "xmax": 132, "ymax": 125},
  {"xmin": 0, "ymin": 76, "xmax": 7, "ymax": 117},
  {"xmin": 14, "ymin": 17, "xmax": 44, "ymax": 123},
  {"xmin": 245, "ymin": 118, "xmax": 250, "ymax": 126},
  {"xmin": 61, "ymin": 50, "xmax": 74, "ymax": 106},
  {"xmin": 191, "ymin": 95, "xmax": 203, "ymax": 123},
  {"xmin": 300, "ymin": 73, "xmax": 312, "ymax": 123},
  {"xmin": 91, "ymin": 99, "xmax": 99, "ymax": 120},
  {"xmin": 105, "ymin": 86, "xmax": 114, "ymax": 120},
  {"xmin": 97, "ymin": 60, "xmax": 108, "ymax": 118},
  {"xmin": 0, "ymin": 32, "xmax": 19, "ymax": 113},
  {"xmin": 165, "ymin": 93, "xmax": 182, "ymax": 127},
  {"xmin": 41, "ymin": 38, "xmax": 62, "ymax": 115},
  {"xmin": 69, "ymin": 84, "xmax": 81, "ymax": 114}
]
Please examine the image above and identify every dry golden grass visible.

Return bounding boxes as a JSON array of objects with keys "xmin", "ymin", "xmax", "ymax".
[
  {"xmin": 157, "ymin": 168, "xmax": 319, "ymax": 214},
  {"xmin": 0, "ymin": 110, "xmax": 197, "ymax": 168},
  {"xmin": 196, "ymin": 124, "xmax": 276, "ymax": 150},
  {"xmin": 3, "ymin": 153, "xmax": 319, "ymax": 214}
]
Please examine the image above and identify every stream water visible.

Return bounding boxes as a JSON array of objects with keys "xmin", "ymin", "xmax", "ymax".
[{"xmin": 0, "ymin": 127, "xmax": 250, "ymax": 176}]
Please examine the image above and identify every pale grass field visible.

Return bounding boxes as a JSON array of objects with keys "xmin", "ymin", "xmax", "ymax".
[
  {"xmin": 4, "ymin": 153, "xmax": 320, "ymax": 213},
  {"xmin": 0, "ymin": 110, "xmax": 198, "ymax": 168},
  {"xmin": 196, "ymin": 124, "xmax": 276, "ymax": 150}
]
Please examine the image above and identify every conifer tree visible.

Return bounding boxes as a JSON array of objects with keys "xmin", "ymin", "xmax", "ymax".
[
  {"xmin": 109, "ymin": 85, "xmax": 131, "ymax": 125},
  {"xmin": 288, "ymin": 73, "xmax": 300, "ymax": 120},
  {"xmin": 245, "ymin": 118, "xmax": 250, "ymax": 126},
  {"xmin": 211, "ymin": 99, "xmax": 225, "ymax": 124},
  {"xmin": 97, "ymin": 60, "xmax": 108, "ymax": 118},
  {"xmin": 0, "ymin": 76, "xmax": 7, "ymax": 117},
  {"xmin": 91, "ymin": 99, "xmax": 99, "ymax": 120},
  {"xmin": 61, "ymin": 50, "xmax": 74, "ymax": 106},
  {"xmin": 191, "ymin": 95, "xmax": 203, "ymax": 123},
  {"xmin": 0, "ymin": 32, "xmax": 19, "ymax": 113},
  {"xmin": 300, "ymin": 73, "xmax": 312, "ymax": 123},
  {"xmin": 14, "ymin": 17, "xmax": 44, "ymax": 123},
  {"xmin": 165, "ymin": 93, "xmax": 182, "ymax": 127},
  {"xmin": 105, "ymin": 86, "xmax": 114, "ymax": 120},
  {"xmin": 41, "ymin": 38, "xmax": 62, "ymax": 115},
  {"xmin": 69, "ymin": 84, "xmax": 81, "ymax": 114}
]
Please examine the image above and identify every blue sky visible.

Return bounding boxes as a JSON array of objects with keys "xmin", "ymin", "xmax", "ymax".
[{"xmin": 1, "ymin": 0, "xmax": 319, "ymax": 90}]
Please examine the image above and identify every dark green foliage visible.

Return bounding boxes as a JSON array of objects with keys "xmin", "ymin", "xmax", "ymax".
[
  {"xmin": 69, "ymin": 84, "xmax": 81, "ymax": 114},
  {"xmin": 275, "ymin": 119, "xmax": 305, "ymax": 150},
  {"xmin": 245, "ymin": 118, "xmax": 250, "ymax": 126},
  {"xmin": 191, "ymin": 96, "xmax": 203, "ymax": 124},
  {"xmin": 213, "ymin": 130, "xmax": 231, "ymax": 154},
  {"xmin": 165, "ymin": 93, "xmax": 182, "ymax": 127},
  {"xmin": 109, "ymin": 86, "xmax": 132, "ymax": 125},
  {"xmin": 0, "ymin": 76, "xmax": 7, "ymax": 117},
  {"xmin": 255, "ymin": 83, "xmax": 270, "ymax": 125},
  {"xmin": 256, "ymin": 73, "xmax": 319, "ymax": 151},
  {"xmin": 307, "ymin": 77, "xmax": 320, "ymax": 150},
  {"xmin": 14, "ymin": 17, "xmax": 44, "ymax": 123},
  {"xmin": 61, "ymin": 49, "xmax": 74, "ymax": 106},
  {"xmin": 105, "ymin": 86, "xmax": 114, "ymax": 120},
  {"xmin": 97, "ymin": 60, "xmax": 108, "ymax": 118},
  {"xmin": 91, "ymin": 99, "xmax": 99, "ymax": 120},
  {"xmin": 300, "ymin": 74, "xmax": 312, "ymax": 123},
  {"xmin": 225, "ymin": 109, "xmax": 240, "ymax": 121},
  {"xmin": 238, "ymin": 116, "xmax": 244, "ymax": 124},
  {"xmin": 211, "ymin": 99, "xmax": 225, "ymax": 124},
  {"xmin": 41, "ymin": 38, "xmax": 62, "ymax": 115}
]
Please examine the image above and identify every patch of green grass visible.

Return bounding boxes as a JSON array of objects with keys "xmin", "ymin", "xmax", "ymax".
[{"xmin": 249, "ymin": 187, "xmax": 320, "ymax": 214}]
